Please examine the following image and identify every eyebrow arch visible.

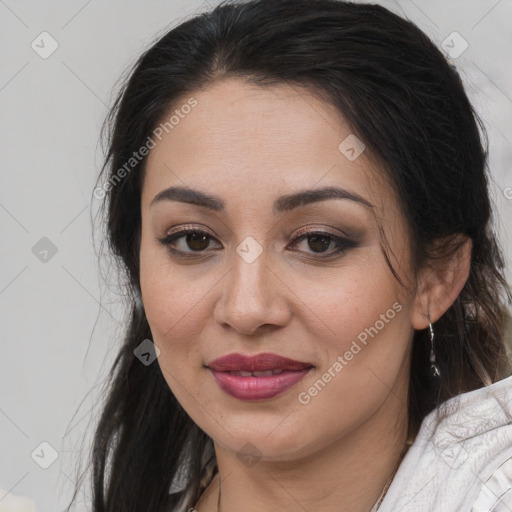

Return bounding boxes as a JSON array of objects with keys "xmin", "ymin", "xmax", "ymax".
[{"xmin": 150, "ymin": 185, "xmax": 374, "ymax": 212}]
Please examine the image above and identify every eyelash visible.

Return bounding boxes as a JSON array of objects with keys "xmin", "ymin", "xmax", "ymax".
[{"xmin": 157, "ymin": 225, "xmax": 356, "ymax": 260}]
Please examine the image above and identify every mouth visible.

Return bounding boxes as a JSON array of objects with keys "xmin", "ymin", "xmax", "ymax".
[
  {"xmin": 224, "ymin": 369, "xmax": 288, "ymax": 376},
  {"xmin": 206, "ymin": 352, "xmax": 313, "ymax": 401}
]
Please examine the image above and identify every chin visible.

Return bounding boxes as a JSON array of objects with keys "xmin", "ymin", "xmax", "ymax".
[{"xmin": 201, "ymin": 410, "xmax": 321, "ymax": 461}]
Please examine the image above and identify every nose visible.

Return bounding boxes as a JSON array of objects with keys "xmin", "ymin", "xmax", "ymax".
[{"xmin": 213, "ymin": 247, "xmax": 292, "ymax": 336}]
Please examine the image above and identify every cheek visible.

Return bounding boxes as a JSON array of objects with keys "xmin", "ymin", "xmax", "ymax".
[
  {"xmin": 139, "ymin": 240, "xmax": 214, "ymax": 360},
  {"xmin": 292, "ymin": 259, "xmax": 412, "ymax": 416},
  {"xmin": 288, "ymin": 272, "xmax": 410, "ymax": 447},
  {"xmin": 298, "ymin": 258, "xmax": 405, "ymax": 352}
]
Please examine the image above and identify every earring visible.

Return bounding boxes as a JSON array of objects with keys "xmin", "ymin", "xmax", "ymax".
[{"xmin": 428, "ymin": 322, "xmax": 441, "ymax": 378}]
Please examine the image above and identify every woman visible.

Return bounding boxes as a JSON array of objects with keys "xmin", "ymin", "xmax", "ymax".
[{"xmin": 72, "ymin": 0, "xmax": 512, "ymax": 510}]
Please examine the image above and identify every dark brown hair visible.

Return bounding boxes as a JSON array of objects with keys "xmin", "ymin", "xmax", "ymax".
[{"xmin": 67, "ymin": 1, "xmax": 511, "ymax": 510}]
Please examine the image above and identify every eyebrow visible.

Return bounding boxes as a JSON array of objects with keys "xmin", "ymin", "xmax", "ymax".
[{"xmin": 150, "ymin": 185, "xmax": 374, "ymax": 213}]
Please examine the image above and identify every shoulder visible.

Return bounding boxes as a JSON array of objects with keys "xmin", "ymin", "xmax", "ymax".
[{"xmin": 380, "ymin": 375, "xmax": 512, "ymax": 512}]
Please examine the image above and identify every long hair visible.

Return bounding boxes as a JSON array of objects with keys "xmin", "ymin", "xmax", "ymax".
[{"xmin": 68, "ymin": 1, "xmax": 511, "ymax": 510}]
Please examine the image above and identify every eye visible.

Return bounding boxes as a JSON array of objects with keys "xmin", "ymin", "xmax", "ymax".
[
  {"xmin": 288, "ymin": 228, "xmax": 355, "ymax": 258},
  {"xmin": 157, "ymin": 227, "xmax": 222, "ymax": 256},
  {"xmin": 157, "ymin": 225, "xmax": 356, "ymax": 259}
]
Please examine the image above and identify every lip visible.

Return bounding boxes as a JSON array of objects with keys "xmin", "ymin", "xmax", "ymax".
[
  {"xmin": 207, "ymin": 352, "xmax": 312, "ymax": 372},
  {"xmin": 207, "ymin": 352, "xmax": 313, "ymax": 401}
]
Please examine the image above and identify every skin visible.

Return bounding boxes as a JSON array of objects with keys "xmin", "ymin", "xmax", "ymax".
[{"xmin": 139, "ymin": 78, "xmax": 472, "ymax": 511}]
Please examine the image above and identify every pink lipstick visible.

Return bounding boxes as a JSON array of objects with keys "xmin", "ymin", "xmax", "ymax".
[{"xmin": 207, "ymin": 352, "xmax": 312, "ymax": 401}]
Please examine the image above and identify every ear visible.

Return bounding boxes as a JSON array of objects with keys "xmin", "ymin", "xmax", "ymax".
[{"xmin": 410, "ymin": 234, "xmax": 472, "ymax": 330}]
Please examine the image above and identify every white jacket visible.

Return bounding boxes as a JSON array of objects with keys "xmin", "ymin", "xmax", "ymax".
[{"xmin": 379, "ymin": 374, "xmax": 512, "ymax": 511}]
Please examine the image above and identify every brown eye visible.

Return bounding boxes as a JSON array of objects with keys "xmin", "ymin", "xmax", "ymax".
[
  {"xmin": 158, "ymin": 228, "xmax": 222, "ymax": 255},
  {"xmin": 306, "ymin": 234, "xmax": 333, "ymax": 253},
  {"xmin": 185, "ymin": 232, "xmax": 210, "ymax": 251},
  {"xmin": 289, "ymin": 230, "xmax": 356, "ymax": 258}
]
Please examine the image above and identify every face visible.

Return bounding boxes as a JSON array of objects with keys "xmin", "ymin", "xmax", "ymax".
[{"xmin": 139, "ymin": 78, "xmax": 418, "ymax": 461}]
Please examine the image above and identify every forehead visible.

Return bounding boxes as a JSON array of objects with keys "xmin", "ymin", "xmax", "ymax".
[{"xmin": 142, "ymin": 78, "xmax": 392, "ymax": 210}]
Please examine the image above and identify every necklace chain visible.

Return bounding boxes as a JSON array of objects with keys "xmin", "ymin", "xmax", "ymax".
[{"xmin": 215, "ymin": 443, "xmax": 409, "ymax": 512}]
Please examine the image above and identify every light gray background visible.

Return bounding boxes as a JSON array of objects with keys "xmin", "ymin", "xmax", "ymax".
[{"xmin": 1, "ymin": 1, "xmax": 511, "ymax": 510}]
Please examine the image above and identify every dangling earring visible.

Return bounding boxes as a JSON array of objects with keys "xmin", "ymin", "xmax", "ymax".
[{"xmin": 428, "ymin": 322, "xmax": 441, "ymax": 378}]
